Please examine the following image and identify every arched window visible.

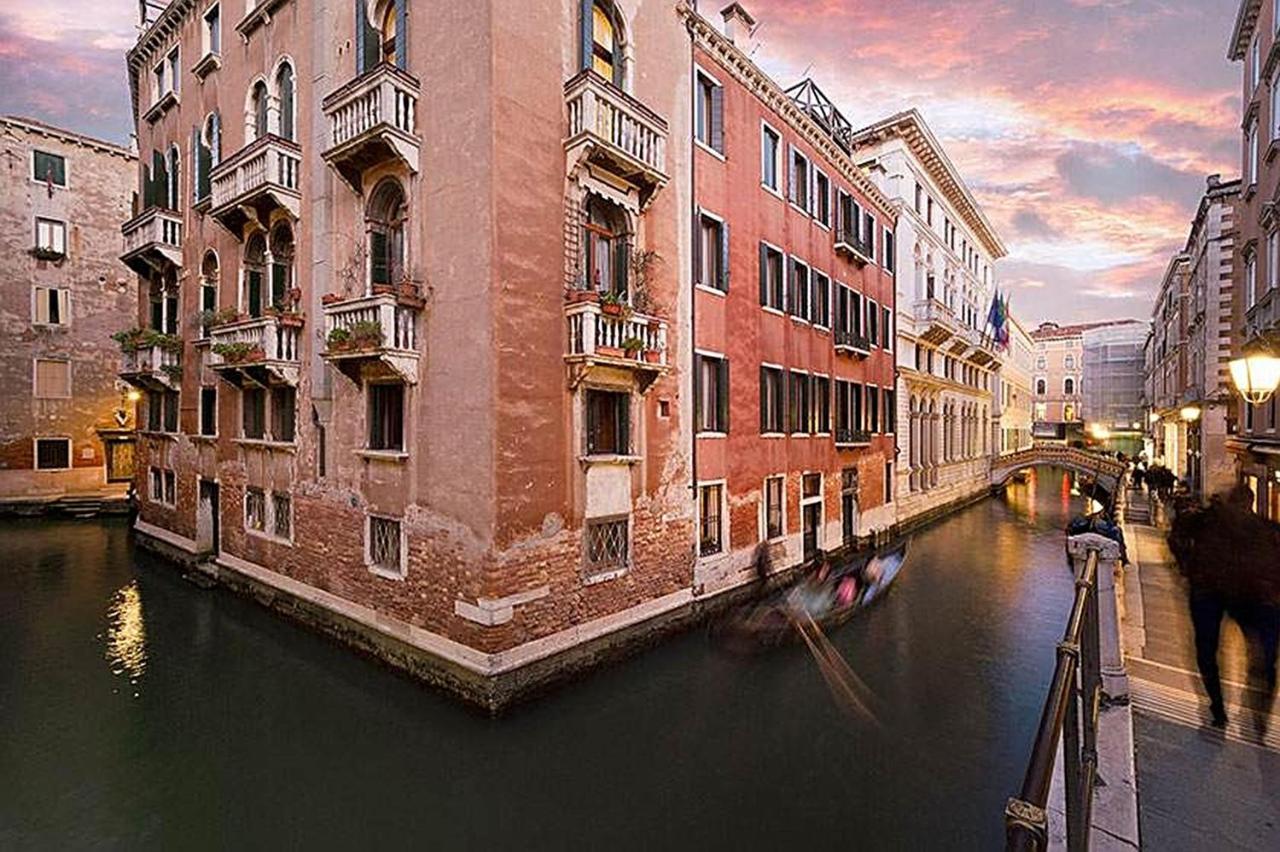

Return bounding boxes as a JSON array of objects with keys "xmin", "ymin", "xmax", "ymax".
[
  {"xmin": 1036, "ymin": 378, "xmax": 1046, "ymax": 396},
  {"xmin": 367, "ymin": 179, "xmax": 407, "ymax": 288},
  {"xmin": 196, "ymin": 112, "xmax": 221, "ymax": 202},
  {"xmin": 244, "ymin": 233, "xmax": 267, "ymax": 318},
  {"xmin": 1064, "ymin": 377, "xmax": 1075, "ymax": 396},
  {"xmin": 380, "ymin": 2, "xmax": 398, "ymax": 65},
  {"xmin": 200, "ymin": 251, "xmax": 219, "ymax": 334},
  {"xmin": 582, "ymin": 0, "xmax": 624, "ymax": 88},
  {"xmin": 166, "ymin": 145, "xmax": 181, "ymax": 210},
  {"xmin": 250, "ymin": 81, "xmax": 269, "ymax": 141},
  {"xmin": 270, "ymin": 224, "xmax": 295, "ymax": 309},
  {"xmin": 276, "ymin": 63, "xmax": 295, "ymax": 141},
  {"xmin": 150, "ymin": 268, "xmax": 179, "ymax": 334},
  {"xmin": 582, "ymin": 195, "xmax": 629, "ymax": 297}
]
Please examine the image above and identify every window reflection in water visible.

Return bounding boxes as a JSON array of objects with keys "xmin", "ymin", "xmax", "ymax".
[{"xmin": 105, "ymin": 580, "xmax": 147, "ymax": 692}]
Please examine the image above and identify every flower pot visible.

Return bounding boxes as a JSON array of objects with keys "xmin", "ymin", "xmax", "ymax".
[
  {"xmin": 601, "ymin": 302, "xmax": 623, "ymax": 316},
  {"xmin": 597, "ymin": 345, "xmax": 624, "ymax": 358},
  {"xmin": 372, "ymin": 283, "xmax": 398, "ymax": 296},
  {"xmin": 643, "ymin": 349, "xmax": 661, "ymax": 364},
  {"xmin": 321, "ymin": 293, "xmax": 343, "ymax": 306},
  {"xmin": 566, "ymin": 289, "xmax": 600, "ymax": 305},
  {"xmin": 276, "ymin": 313, "xmax": 305, "ymax": 328}
]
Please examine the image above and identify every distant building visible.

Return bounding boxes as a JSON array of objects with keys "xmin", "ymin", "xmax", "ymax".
[
  {"xmin": 1081, "ymin": 321, "xmax": 1148, "ymax": 455},
  {"xmin": 1228, "ymin": 0, "xmax": 1280, "ymax": 520},
  {"xmin": 1031, "ymin": 319, "xmax": 1142, "ymax": 444},
  {"xmin": 1148, "ymin": 254, "xmax": 1194, "ymax": 477},
  {"xmin": 0, "ymin": 116, "xmax": 137, "ymax": 508},
  {"xmin": 997, "ymin": 314, "xmax": 1035, "ymax": 455}
]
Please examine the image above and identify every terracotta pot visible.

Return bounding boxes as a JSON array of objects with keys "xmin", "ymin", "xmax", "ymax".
[
  {"xmin": 601, "ymin": 302, "xmax": 623, "ymax": 316},
  {"xmin": 643, "ymin": 349, "xmax": 661, "ymax": 364},
  {"xmin": 597, "ymin": 345, "xmax": 624, "ymax": 358},
  {"xmin": 321, "ymin": 293, "xmax": 343, "ymax": 306},
  {"xmin": 566, "ymin": 289, "xmax": 600, "ymax": 305},
  {"xmin": 276, "ymin": 313, "xmax": 305, "ymax": 327}
]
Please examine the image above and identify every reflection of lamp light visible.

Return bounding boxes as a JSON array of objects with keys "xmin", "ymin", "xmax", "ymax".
[
  {"xmin": 1087, "ymin": 423, "xmax": 1110, "ymax": 440},
  {"xmin": 1179, "ymin": 405, "xmax": 1201, "ymax": 422},
  {"xmin": 1229, "ymin": 348, "xmax": 1280, "ymax": 405}
]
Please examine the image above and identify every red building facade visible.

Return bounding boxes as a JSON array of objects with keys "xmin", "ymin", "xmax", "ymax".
[{"xmin": 686, "ymin": 10, "xmax": 898, "ymax": 595}]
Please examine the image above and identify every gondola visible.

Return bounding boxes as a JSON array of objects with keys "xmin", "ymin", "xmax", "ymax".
[{"xmin": 716, "ymin": 539, "xmax": 909, "ymax": 650}]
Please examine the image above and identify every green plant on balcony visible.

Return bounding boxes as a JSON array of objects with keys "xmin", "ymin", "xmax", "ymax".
[
  {"xmin": 327, "ymin": 321, "xmax": 383, "ymax": 352},
  {"xmin": 212, "ymin": 342, "xmax": 264, "ymax": 363},
  {"xmin": 151, "ymin": 331, "xmax": 185, "ymax": 354},
  {"xmin": 196, "ymin": 307, "xmax": 241, "ymax": 330},
  {"xmin": 30, "ymin": 246, "xmax": 66, "ymax": 262},
  {"xmin": 111, "ymin": 327, "xmax": 147, "ymax": 353},
  {"xmin": 161, "ymin": 363, "xmax": 184, "ymax": 380},
  {"xmin": 621, "ymin": 336, "xmax": 645, "ymax": 356}
]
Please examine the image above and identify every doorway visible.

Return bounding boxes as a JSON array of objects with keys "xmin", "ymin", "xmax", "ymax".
[
  {"xmin": 801, "ymin": 472, "xmax": 822, "ymax": 562},
  {"xmin": 104, "ymin": 439, "xmax": 135, "ymax": 483},
  {"xmin": 841, "ymin": 467, "xmax": 858, "ymax": 547},
  {"xmin": 197, "ymin": 479, "xmax": 219, "ymax": 555}
]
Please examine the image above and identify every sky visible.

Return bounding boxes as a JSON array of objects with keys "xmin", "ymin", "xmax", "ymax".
[{"xmin": 0, "ymin": 1, "xmax": 1245, "ymax": 324}]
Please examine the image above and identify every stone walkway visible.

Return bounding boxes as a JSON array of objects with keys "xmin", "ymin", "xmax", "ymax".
[{"xmin": 1119, "ymin": 488, "xmax": 1280, "ymax": 850}]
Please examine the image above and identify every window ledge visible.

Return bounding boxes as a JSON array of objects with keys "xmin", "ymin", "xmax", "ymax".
[
  {"xmin": 143, "ymin": 90, "xmax": 179, "ymax": 124},
  {"xmin": 191, "ymin": 434, "xmax": 218, "ymax": 444},
  {"xmin": 367, "ymin": 563, "xmax": 406, "ymax": 581},
  {"xmin": 790, "ymin": 315, "xmax": 811, "ymax": 325},
  {"xmin": 233, "ymin": 438, "xmax": 297, "ymax": 453},
  {"xmin": 236, "ymin": 0, "xmax": 289, "ymax": 40},
  {"xmin": 583, "ymin": 566, "xmax": 629, "ymax": 586},
  {"xmin": 139, "ymin": 430, "xmax": 179, "ymax": 441},
  {"xmin": 789, "ymin": 202, "xmax": 812, "ymax": 217},
  {"xmin": 356, "ymin": 449, "xmax": 408, "ymax": 463},
  {"xmin": 761, "ymin": 183, "xmax": 784, "ymax": 201},
  {"xmin": 694, "ymin": 138, "xmax": 726, "ymax": 162},
  {"xmin": 192, "ymin": 51, "xmax": 222, "ymax": 79},
  {"xmin": 696, "ymin": 431, "xmax": 727, "ymax": 439},
  {"xmin": 579, "ymin": 453, "xmax": 642, "ymax": 466},
  {"xmin": 695, "ymin": 283, "xmax": 727, "ymax": 298},
  {"xmin": 247, "ymin": 528, "xmax": 294, "ymax": 547},
  {"xmin": 761, "ymin": 306, "xmax": 787, "ymax": 317},
  {"xmin": 761, "ymin": 432, "xmax": 786, "ymax": 439}
]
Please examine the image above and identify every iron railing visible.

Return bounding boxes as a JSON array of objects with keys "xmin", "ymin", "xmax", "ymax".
[{"xmin": 1005, "ymin": 547, "xmax": 1101, "ymax": 851}]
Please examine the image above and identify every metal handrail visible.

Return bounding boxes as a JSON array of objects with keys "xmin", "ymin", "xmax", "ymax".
[{"xmin": 1005, "ymin": 547, "xmax": 1101, "ymax": 852}]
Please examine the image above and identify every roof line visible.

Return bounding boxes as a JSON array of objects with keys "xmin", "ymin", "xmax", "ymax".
[{"xmin": 1, "ymin": 115, "xmax": 134, "ymax": 158}]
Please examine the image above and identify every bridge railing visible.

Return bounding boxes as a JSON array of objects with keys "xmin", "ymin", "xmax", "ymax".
[{"xmin": 1005, "ymin": 546, "xmax": 1102, "ymax": 851}]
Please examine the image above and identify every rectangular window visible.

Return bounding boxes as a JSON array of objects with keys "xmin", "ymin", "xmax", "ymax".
[
  {"xmin": 272, "ymin": 491, "xmax": 291, "ymax": 540},
  {"xmin": 368, "ymin": 383, "xmax": 405, "ymax": 450},
  {"xmin": 812, "ymin": 375, "xmax": 830, "ymax": 433},
  {"xmin": 696, "ymin": 354, "xmax": 729, "ymax": 433},
  {"xmin": 882, "ymin": 306, "xmax": 892, "ymax": 349},
  {"xmin": 585, "ymin": 516, "xmax": 630, "ymax": 577},
  {"xmin": 814, "ymin": 170, "xmax": 830, "ymax": 226},
  {"xmin": 147, "ymin": 390, "xmax": 163, "ymax": 432},
  {"xmin": 759, "ymin": 243, "xmax": 785, "ymax": 310},
  {"xmin": 884, "ymin": 229, "xmax": 895, "ymax": 273},
  {"xmin": 586, "ymin": 389, "xmax": 630, "ymax": 455},
  {"xmin": 914, "ymin": 183, "xmax": 923, "ymax": 214},
  {"xmin": 811, "ymin": 271, "xmax": 830, "ymax": 328},
  {"xmin": 245, "ymin": 486, "xmax": 266, "ymax": 531},
  {"xmin": 270, "ymin": 386, "xmax": 296, "ymax": 442},
  {"xmin": 698, "ymin": 213, "xmax": 728, "ymax": 291},
  {"xmin": 367, "ymin": 515, "xmax": 404, "ymax": 577},
  {"xmin": 34, "ymin": 437, "xmax": 71, "ymax": 470},
  {"xmin": 789, "ymin": 258, "xmax": 810, "ymax": 319},
  {"xmin": 699, "ymin": 484, "xmax": 723, "ymax": 556},
  {"xmin": 761, "ymin": 124, "xmax": 781, "ymax": 191},
  {"xmin": 200, "ymin": 386, "xmax": 217, "ymax": 436},
  {"xmin": 33, "ymin": 287, "xmax": 69, "ymax": 326},
  {"xmin": 764, "ymin": 475, "xmax": 784, "ymax": 540},
  {"xmin": 32, "ymin": 150, "xmax": 66, "ymax": 186},
  {"xmin": 168, "ymin": 48, "xmax": 181, "ymax": 95},
  {"xmin": 35, "ymin": 218, "xmax": 67, "ymax": 255},
  {"xmin": 789, "ymin": 147, "xmax": 810, "ymax": 211},
  {"xmin": 868, "ymin": 386, "xmax": 880, "ymax": 434},
  {"xmin": 882, "ymin": 388, "xmax": 894, "ymax": 433},
  {"xmin": 242, "ymin": 388, "xmax": 266, "ymax": 439},
  {"xmin": 149, "ymin": 466, "xmax": 163, "ymax": 501},
  {"xmin": 33, "ymin": 358, "xmax": 71, "ymax": 399},
  {"xmin": 694, "ymin": 71, "xmax": 724, "ymax": 154},
  {"xmin": 760, "ymin": 365, "xmax": 785, "ymax": 434},
  {"xmin": 162, "ymin": 390, "xmax": 179, "ymax": 433},
  {"xmin": 164, "ymin": 469, "xmax": 176, "ymax": 504},
  {"xmin": 863, "ymin": 212, "xmax": 876, "ymax": 262},
  {"xmin": 867, "ymin": 299, "xmax": 879, "ymax": 347},
  {"xmin": 789, "ymin": 371, "xmax": 810, "ymax": 433},
  {"xmin": 204, "ymin": 4, "xmax": 221, "ymax": 55}
]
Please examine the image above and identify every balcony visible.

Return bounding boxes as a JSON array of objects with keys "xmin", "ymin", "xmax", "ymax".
[
  {"xmin": 208, "ymin": 314, "xmax": 303, "ymax": 387},
  {"xmin": 564, "ymin": 71, "xmax": 668, "ymax": 210},
  {"xmin": 834, "ymin": 328, "xmax": 871, "ymax": 357},
  {"xmin": 322, "ymin": 64, "xmax": 421, "ymax": 192},
  {"xmin": 120, "ymin": 207, "xmax": 183, "ymax": 276},
  {"xmin": 208, "ymin": 135, "xmax": 302, "ymax": 236},
  {"xmin": 914, "ymin": 298, "xmax": 958, "ymax": 346},
  {"xmin": 565, "ymin": 295, "xmax": 668, "ymax": 392},
  {"xmin": 119, "ymin": 343, "xmax": 181, "ymax": 392},
  {"xmin": 834, "ymin": 227, "xmax": 873, "ymax": 265},
  {"xmin": 1245, "ymin": 287, "xmax": 1280, "ymax": 343},
  {"xmin": 958, "ymin": 326, "xmax": 999, "ymax": 368},
  {"xmin": 321, "ymin": 289, "xmax": 422, "ymax": 384},
  {"xmin": 835, "ymin": 428, "xmax": 872, "ymax": 448}
]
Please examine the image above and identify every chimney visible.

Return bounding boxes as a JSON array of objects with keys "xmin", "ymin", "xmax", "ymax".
[{"xmin": 721, "ymin": 3, "xmax": 757, "ymax": 52}]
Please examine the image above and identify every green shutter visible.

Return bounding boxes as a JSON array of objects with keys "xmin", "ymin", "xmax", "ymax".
[
  {"xmin": 759, "ymin": 367, "xmax": 768, "ymax": 433},
  {"xmin": 369, "ymin": 232, "xmax": 389, "ymax": 284},
  {"xmin": 710, "ymin": 84, "xmax": 724, "ymax": 154},
  {"xmin": 614, "ymin": 239, "xmax": 629, "ymax": 298},
  {"xmin": 579, "ymin": 0, "xmax": 594, "ymax": 72},
  {"xmin": 717, "ymin": 359, "xmax": 729, "ymax": 433},
  {"xmin": 758, "ymin": 242, "xmax": 768, "ymax": 305},
  {"xmin": 719, "ymin": 221, "xmax": 730, "ymax": 291}
]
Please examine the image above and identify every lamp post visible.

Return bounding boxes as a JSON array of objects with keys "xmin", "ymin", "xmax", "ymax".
[
  {"xmin": 1180, "ymin": 405, "xmax": 1202, "ymax": 495},
  {"xmin": 1229, "ymin": 349, "xmax": 1280, "ymax": 406}
]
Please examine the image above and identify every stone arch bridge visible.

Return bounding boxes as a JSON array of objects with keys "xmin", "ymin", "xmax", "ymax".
[{"xmin": 990, "ymin": 445, "xmax": 1128, "ymax": 498}]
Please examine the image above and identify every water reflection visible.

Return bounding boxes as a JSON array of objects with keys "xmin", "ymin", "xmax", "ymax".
[{"xmin": 104, "ymin": 580, "xmax": 146, "ymax": 692}]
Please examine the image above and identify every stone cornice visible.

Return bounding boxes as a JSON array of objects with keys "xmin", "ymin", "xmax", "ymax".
[
  {"xmin": 1229, "ymin": 0, "xmax": 1262, "ymax": 62},
  {"xmin": 0, "ymin": 115, "xmax": 134, "ymax": 159},
  {"xmin": 849, "ymin": 110, "xmax": 1007, "ymax": 260},
  {"xmin": 678, "ymin": 4, "xmax": 895, "ymax": 222}
]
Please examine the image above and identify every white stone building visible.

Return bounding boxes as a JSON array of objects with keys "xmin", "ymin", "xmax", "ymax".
[
  {"xmin": 997, "ymin": 314, "xmax": 1035, "ymax": 455},
  {"xmin": 850, "ymin": 110, "xmax": 1007, "ymax": 526}
]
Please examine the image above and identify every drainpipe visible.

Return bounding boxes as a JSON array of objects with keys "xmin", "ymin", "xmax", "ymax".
[{"xmin": 688, "ymin": 0, "xmax": 699, "ymax": 580}]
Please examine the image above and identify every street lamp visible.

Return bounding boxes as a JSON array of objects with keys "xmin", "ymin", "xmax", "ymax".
[
  {"xmin": 1179, "ymin": 405, "xmax": 1201, "ymax": 422},
  {"xmin": 1229, "ymin": 348, "xmax": 1280, "ymax": 405}
]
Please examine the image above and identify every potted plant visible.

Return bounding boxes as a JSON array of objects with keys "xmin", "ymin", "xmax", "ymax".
[
  {"xmin": 597, "ymin": 345, "xmax": 624, "ymax": 358},
  {"xmin": 326, "ymin": 327, "xmax": 353, "ymax": 352},
  {"xmin": 212, "ymin": 342, "xmax": 264, "ymax": 364},
  {"xmin": 161, "ymin": 363, "xmax": 185, "ymax": 381},
  {"xmin": 111, "ymin": 327, "xmax": 147, "ymax": 353},
  {"xmin": 621, "ymin": 336, "xmax": 645, "ymax": 359},
  {"xmin": 350, "ymin": 320, "xmax": 384, "ymax": 349},
  {"xmin": 321, "ymin": 293, "xmax": 345, "ymax": 306},
  {"xmin": 30, "ymin": 246, "xmax": 65, "ymax": 263},
  {"xmin": 642, "ymin": 348, "xmax": 662, "ymax": 364},
  {"xmin": 266, "ymin": 303, "xmax": 305, "ymax": 327},
  {"xmin": 600, "ymin": 290, "xmax": 629, "ymax": 317}
]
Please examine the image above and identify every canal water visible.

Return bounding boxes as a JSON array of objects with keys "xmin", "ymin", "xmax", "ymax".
[{"xmin": 1, "ymin": 469, "xmax": 1091, "ymax": 850}]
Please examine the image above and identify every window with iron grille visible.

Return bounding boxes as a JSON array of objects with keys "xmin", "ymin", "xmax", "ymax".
[
  {"xmin": 584, "ymin": 516, "xmax": 629, "ymax": 577},
  {"xmin": 368, "ymin": 383, "xmax": 404, "ymax": 451},
  {"xmin": 244, "ymin": 487, "xmax": 266, "ymax": 531},
  {"xmin": 242, "ymin": 388, "xmax": 266, "ymax": 439},
  {"xmin": 367, "ymin": 515, "xmax": 404, "ymax": 577},
  {"xmin": 699, "ymin": 484, "xmax": 723, "ymax": 556},
  {"xmin": 272, "ymin": 492, "xmax": 291, "ymax": 540},
  {"xmin": 35, "ymin": 437, "xmax": 70, "ymax": 470},
  {"xmin": 585, "ymin": 389, "xmax": 629, "ymax": 455},
  {"xmin": 764, "ymin": 476, "xmax": 784, "ymax": 540}
]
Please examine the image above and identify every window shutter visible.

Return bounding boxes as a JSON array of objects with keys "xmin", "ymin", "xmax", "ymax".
[
  {"xmin": 614, "ymin": 238, "xmax": 630, "ymax": 298},
  {"xmin": 786, "ymin": 144, "xmax": 795, "ymax": 203},
  {"xmin": 618, "ymin": 394, "xmax": 630, "ymax": 454},
  {"xmin": 247, "ymin": 270, "xmax": 263, "ymax": 317},
  {"xmin": 808, "ymin": 167, "xmax": 816, "ymax": 216},
  {"xmin": 693, "ymin": 355, "xmax": 703, "ymax": 430},
  {"xmin": 34, "ymin": 288, "xmax": 49, "ymax": 324},
  {"xmin": 191, "ymin": 125, "xmax": 200, "ymax": 202},
  {"xmin": 693, "ymin": 215, "xmax": 703, "ymax": 286},
  {"xmin": 834, "ymin": 191, "xmax": 842, "ymax": 237},
  {"xmin": 719, "ymin": 220, "xmax": 730, "ymax": 291},
  {"xmin": 760, "ymin": 367, "xmax": 769, "ymax": 433},
  {"xmin": 58, "ymin": 289, "xmax": 70, "ymax": 325},
  {"xmin": 198, "ymin": 137, "xmax": 212, "ymax": 200},
  {"xmin": 717, "ymin": 359, "xmax": 730, "ymax": 433},
  {"xmin": 395, "ymin": 0, "xmax": 408, "ymax": 69},
  {"xmin": 369, "ymin": 231, "xmax": 389, "ymax": 284},
  {"xmin": 758, "ymin": 242, "xmax": 768, "ymax": 305},
  {"xmin": 356, "ymin": 0, "xmax": 375, "ymax": 74},
  {"xmin": 586, "ymin": 393, "xmax": 598, "ymax": 454},
  {"xmin": 579, "ymin": 0, "xmax": 594, "ymax": 72},
  {"xmin": 710, "ymin": 84, "xmax": 724, "ymax": 153},
  {"xmin": 211, "ymin": 112, "xmax": 221, "ymax": 164},
  {"xmin": 271, "ymin": 263, "xmax": 287, "ymax": 307}
]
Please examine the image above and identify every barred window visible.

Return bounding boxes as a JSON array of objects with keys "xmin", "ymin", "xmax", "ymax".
[
  {"xmin": 272, "ymin": 492, "xmax": 291, "ymax": 540},
  {"xmin": 699, "ymin": 483, "xmax": 723, "ymax": 556},
  {"xmin": 367, "ymin": 515, "xmax": 404, "ymax": 577},
  {"xmin": 764, "ymin": 476, "xmax": 784, "ymax": 540},
  {"xmin": 584, "ymin": 516, "xmax": 629, "ymax": 578},
  {"xmin": 35, "ymin": 437, "xmax": 71, "ymax": 470},
  {"xmin": 244, "ymin": 486, "xmax": 266, "ymax": 531}
]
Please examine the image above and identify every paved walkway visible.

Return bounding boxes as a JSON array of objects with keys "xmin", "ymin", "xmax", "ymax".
[{"xmin": 1119, "ymin": 488, "xmax": 1280, "ymax": 850}]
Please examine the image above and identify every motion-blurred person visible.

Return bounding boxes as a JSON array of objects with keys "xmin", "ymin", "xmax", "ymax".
[{"xmin": 1168, "ymin": 486, "xmax": 1280, "ymax": 730}]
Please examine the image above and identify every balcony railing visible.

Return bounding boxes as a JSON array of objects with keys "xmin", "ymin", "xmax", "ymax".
[
  {"xmin": 834, "ymin": 328, "xmax": 871, "ymax": 356},
  {"xmin": 208, "ymin": 315, "xmax": 302, "ymax": 385},
  {"xmin": 208, "ymin": 135, "xmax": 302, "ymax": 234},
  {"xmin": 565, "ymin": 71, "xmax": 668, "ymax": 206},
  {"xmin": 834, "ymin": 228, "xmax": 873, "ymax": 264},
  {"xmin": 120, "ymin": 344, "xmax": 181, "ymax": 391},
  {"xmin": 835, "ymin": 427, "xmax": 872, "ymax": 447},
  {"xmin": 120, "ymin": 207, "xmax": 183, "ymax": 275},
  {"xmin": 565, "ymin": 298, "xmax": 668, "ymax": 390},
  {"xmin": 1245, "ymin": 287, "xmax": 1280, "ymax": 342},
  {"xmin": 322, "ymin": 63, "xmax": 421, "ymax": 191},
  {"xmin": 914, "ymin": 298, "xmax": 959, "ymax": 346},
  {"xmin": 321, "ymin": 292, "xmax": 420, "ymax": 383}
]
